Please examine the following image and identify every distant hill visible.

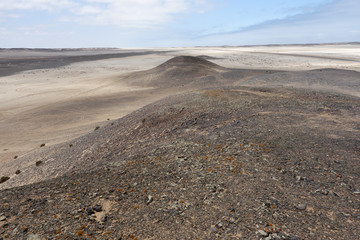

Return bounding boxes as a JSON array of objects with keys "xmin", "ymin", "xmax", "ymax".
[{"xmin": 123, "ymin": 56, "xmax": 278, "ymax": 88}]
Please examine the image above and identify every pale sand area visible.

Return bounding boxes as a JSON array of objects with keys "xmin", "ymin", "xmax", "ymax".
[
  {"xmin": 164, "ymin": 44, "xmax": 360, "ymax": 71},
  {"xmin": 0, "ymin": 52, "xmax": 172, "ymax": 161},
  {"xmin": 1, "ymin": 44, "xmax": 360, "ymax": 162}
]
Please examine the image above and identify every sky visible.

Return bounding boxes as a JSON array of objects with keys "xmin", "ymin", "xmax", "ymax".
[{"xmin": 0, "ymin": 0, "xmax": 359, "ymax": 48}]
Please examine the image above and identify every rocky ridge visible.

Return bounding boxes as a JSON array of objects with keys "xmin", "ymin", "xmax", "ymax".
[{"xmin": 1, "ymin": 86, "xmax": 359, "ymax": 239}]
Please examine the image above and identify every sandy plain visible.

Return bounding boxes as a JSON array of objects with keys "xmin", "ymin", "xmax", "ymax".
[{"xmin": 0, "ymin": 44, "xmax": 359, "ymax": 163}]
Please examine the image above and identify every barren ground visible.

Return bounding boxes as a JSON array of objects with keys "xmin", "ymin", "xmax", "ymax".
[{"xmin": 0, "ymin": 44, "xmax": 359, "ymax": 239}]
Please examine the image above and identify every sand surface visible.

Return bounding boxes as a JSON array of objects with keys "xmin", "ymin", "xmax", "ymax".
[{"xmin": 1, "ymin": 44, "xmax": 359, "ymax": 162}]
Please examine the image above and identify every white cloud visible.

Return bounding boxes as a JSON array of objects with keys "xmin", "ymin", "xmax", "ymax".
[
  {"xmin": 0, "ymin": 0, "xmax": 75, "ymax": 11},
  {"xmin": 0, "ymin": 0, "xmax": 206, "ymax": 28},
  {"xmin": 73, "ymin": 0, "xmax": 190, "ymax": 28}
]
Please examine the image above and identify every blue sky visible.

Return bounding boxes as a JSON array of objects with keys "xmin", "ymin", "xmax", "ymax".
[{"xmin": 0, "ymin": 0, "xmax": 359, "ymax": 48}]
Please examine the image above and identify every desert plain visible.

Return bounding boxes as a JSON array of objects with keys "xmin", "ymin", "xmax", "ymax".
[
  {"xmin": 0, "ymin": 44, "xmax": 359, "ymax": 239},
  {"xmin": 1, "ymin": 44, "xmax": 359, "ymax": 162}
]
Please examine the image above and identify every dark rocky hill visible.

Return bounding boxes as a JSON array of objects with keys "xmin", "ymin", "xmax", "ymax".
[
  {"xmin": 1, "ymin": 86, "xmax": 359, "ymax": 239},
  {"xmin": 123, "ymin": 56, "xmax": 278, "ymax": 88}
]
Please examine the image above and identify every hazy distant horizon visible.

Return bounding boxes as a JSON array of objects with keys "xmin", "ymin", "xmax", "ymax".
[{"xmin": 1, "ymin": 41, "xmax": 359, "ymax": 50}]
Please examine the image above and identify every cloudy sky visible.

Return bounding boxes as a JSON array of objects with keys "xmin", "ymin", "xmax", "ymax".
[{"xmin": 0, "ymin": 0, "xmax": 359, "ymax": 48}]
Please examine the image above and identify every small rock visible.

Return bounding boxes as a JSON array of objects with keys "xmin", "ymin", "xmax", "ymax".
[
  {"xmin": 340, "ymin": 212, "xmax": 351, "ymax": 217},
  {"xmin": 0, "ymin": 216, "xmax": 6, "ymax": 221},
  {"xmin": 210, "ymin": 225, "xmax": 217, "ymax": 232},
  {"xmin": 93, "ymin": 205, "xmax": 102, "ymax": 212},
  {"xmin": 271, "ymin": 233, "xmax": 281, "ymax": 240},
  {"xmin": 353, "ymin": 191, "xmax": 360, "ymax": 195},
  {"xmin": 35, "ymin": 161, "xmax": 43, "ymax": 166},
  {"xmin": 257, "ymin": 230, "xmax": 268, "ymax": 237},
  {"xmin": 330, "ymin": 191, "xmax": 339, "ymax": 196},
  {"xmin": 0, "ymin": 176, "xmax": 10, "ymax": 184},
  {"xmin": 86, "ymin": 207, "xmax": 95, "ymax": 215},
  {"xmin": 101, "ymin": 215, "xmax": 108, "ymax": 222},
  {"xmin": 296, "ymin": 203, "xmax": 307, "ymax": 210},
  {"xmin": 27, "ymin": 234, "xmax": 41, "ymax": 240},
  {"xmin": 146, "ymin": 195, "xmax": 153, "ymax": 205},
  {"xmin": 321, "ymin": 190, "xmax": 329, "ymax": 195},
  {"xmin": 288, "ymin": 236, "xmax": 300, "ymax": 240}
]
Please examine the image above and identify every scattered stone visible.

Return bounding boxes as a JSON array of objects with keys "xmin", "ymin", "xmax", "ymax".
[
  {"xmin": 0, "ymin": 216, "xmax": 6, "ymax": 221},
  {"xmin": 101, "ymin": 215, "xmax": 108, "ymax": 222},
  {"xmin": 296, "ymin": 203, "xmax": 307, "ymax": 210},
  {"xmin": 330, "ymin": 191, "xmax": 339, "ymax": 196},
  {"xmin": 146, "ymin": 195, "xmax": 153, "ymax": 205},
  {"xmin": 27, "ymin": 234, "xmax": 41, "ymax": 240},
  {"xmin": 321, "ymin": 190, "xmax": 329, "ymax": 195},
  {"xmin": 288, "ymin": 236, "xmax": 300, "ymax": 240},
  {"xmin": 210, "ymin": 225, "xmax": 217, "ymax": 232},
  {"xmin": 15, "ymin": 170, "xmax": 21, "ymax": 175},
  {"xmin": 257, "ymin": 229, "xmax": 268, "ymax": 237},
  {"xmin": 35, "ymin": 161, "xmax": 43, "ymax": 166},
  {"xmin": 40, "ymin": 143, "xmax": 45, "ymax": 147},
  {"xmin": 340, "ymin": 212, "xmax": 351, "ymax": 217},
  {"xmin": 86, "ymin": 207, "xmax": 95, "ymax": 215},
  {"xmin": 93, "ymin": 205, "xmax": 102, "ymax": 212},
  {"xmin": 0, "ymin": 176, "xmax": 10, "ymax": 184}
]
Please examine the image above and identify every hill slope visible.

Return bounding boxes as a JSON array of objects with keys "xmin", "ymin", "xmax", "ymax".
[
  {"xmin": 1, "ymin": 87, "xmax": 359, "ymax": 239},
  {"xmin": 122, "ymin": 56, "xmax": 278, "ymax": 88},
  {"xmin": 239, "ymin": 68, "xmax": 360, "ymax": 97}
]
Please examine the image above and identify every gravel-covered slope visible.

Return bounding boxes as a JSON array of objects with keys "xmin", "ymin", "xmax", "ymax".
[
  {"xmin": 239, "ymin": 68, "xmax": 360, "ymax": 97},
  {"xmin": 0, "ymin": 87, "xmax": 359, "ymax": 239}
]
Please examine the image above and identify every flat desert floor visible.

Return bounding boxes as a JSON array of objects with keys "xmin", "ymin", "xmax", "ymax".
[{"xmin": 1, "ymin": 44, "xmax": 360, "ymax": 163}]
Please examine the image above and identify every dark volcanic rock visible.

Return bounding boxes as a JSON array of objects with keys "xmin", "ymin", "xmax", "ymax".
[{"xmin": 0, "ymin": 87, "xmax": 359, "ymax": 239}]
